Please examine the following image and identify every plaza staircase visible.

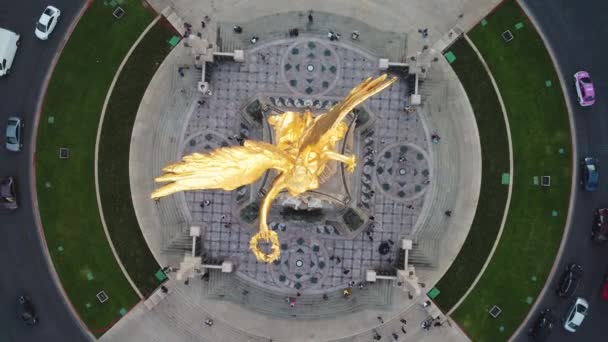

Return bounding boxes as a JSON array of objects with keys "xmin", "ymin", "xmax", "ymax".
[
  {"xmin": 200, "ymin": 271, "xmax": 394, "ymax": 319},
  {"xmin": 216, "ymin": 26, "xmax": 244, "ymax": 53},
  {"xmin": 152, "ymin": 66, "xmax": 198, "ymax": 255},
  {"xmin": 383, "ymin": 37, "xmax": 408, "ymax": 63}
]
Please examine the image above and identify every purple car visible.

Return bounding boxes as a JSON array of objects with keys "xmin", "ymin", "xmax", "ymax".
[{"xmin": 574, "ymin": 71, "xmax": 595, "ymax": 106}]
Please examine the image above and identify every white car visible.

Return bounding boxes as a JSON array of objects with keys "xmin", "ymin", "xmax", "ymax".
[
  {"xmin": 35, "ymin": 6, "xmax": 60, "ymax": 40},
  {"xmin": 563, "ymin": 297, "xmax": 588, "ymax": 332}
]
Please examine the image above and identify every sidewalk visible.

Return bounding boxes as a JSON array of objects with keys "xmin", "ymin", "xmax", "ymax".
[{"xmin": 101, "ymin": 279, "xmax": 470, "ymax": 342}]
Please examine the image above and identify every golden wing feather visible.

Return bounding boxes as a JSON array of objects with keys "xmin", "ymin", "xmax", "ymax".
[
  {"xmin": 299, "ymin": 75, "xmax": 396, "ymax": 149},
  {"xmin": 151, "ymin": 140, "xmax": 293, "ymax": 199}
]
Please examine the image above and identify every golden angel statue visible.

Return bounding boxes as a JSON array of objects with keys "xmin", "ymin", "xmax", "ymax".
[{"xmin": 151, "ymin": 75, "xmax": 396, "ymax": 263}]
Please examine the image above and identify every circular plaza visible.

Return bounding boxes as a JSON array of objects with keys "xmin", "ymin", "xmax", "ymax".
[{"xmin": 117, "ymin": 3, "xmax": 484, "ymax": 342}]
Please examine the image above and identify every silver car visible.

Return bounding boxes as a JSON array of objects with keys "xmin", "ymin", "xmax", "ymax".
[
  {"xmin": 5, "ymin": 116, "xmax": 23, "ymax": 152},
  {"xmin": 563, "ymin": 297, "xmax": 588, "ymax": 332}
]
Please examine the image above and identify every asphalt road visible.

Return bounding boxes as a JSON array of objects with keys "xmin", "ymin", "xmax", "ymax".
[
  {"xmin": 0, "ymin": 1, "xmax": 88, "ymax": 341},
  {"xmin": 515, "ymin": 0, "xmax": 608, "ymax": 341}
]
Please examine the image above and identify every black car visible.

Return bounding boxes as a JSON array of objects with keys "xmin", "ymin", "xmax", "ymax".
[
  {"xmin": 528, "ymin": 308, "xmax": 556, "ymax": 341},
  {"xmin": 0, "ymin": 177, "xmax": 18, "ymax": 211},
  {"xmin": 18, "ymin": 295, "xmax": 37, "ymax": 325},
  {"xmin": 592, "ymin": 208, "xmax": 608, "ymax": 243},
  {"xmin": 556, "ymin": 263, "xmax": 583, "ymax": 298}
]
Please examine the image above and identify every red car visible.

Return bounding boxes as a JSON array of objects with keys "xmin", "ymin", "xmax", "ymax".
[{"xmin": 602, "ymin": 274, "xmax": 608, "ymax": 300}]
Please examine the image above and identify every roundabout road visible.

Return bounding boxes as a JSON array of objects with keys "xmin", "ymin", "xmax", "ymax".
[
  {"xmin": 0, "ymin": 1, "xmax": 88, "ymax": 341},
  {"xmin": 516, "ymin": 0, "xmax": 608, "ymax": 341}
]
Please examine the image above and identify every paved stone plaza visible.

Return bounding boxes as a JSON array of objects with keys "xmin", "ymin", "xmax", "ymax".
[
  {"xmin": 116, "ymin": 0, "xmax": 498, "ymax": 340},
  {"xmin": 180, "ymin": 37, "xmax": 431, "ymax": 292}
]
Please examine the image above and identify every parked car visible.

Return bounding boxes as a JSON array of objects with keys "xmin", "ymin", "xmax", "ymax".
[
  {"xmin": 574, "ymin": 71, "xmax": 595, "ymax": 106},
  {"xmin": 0, "ymin": 177, "xmax": 17, "ymax": 211},
  {"xmin": 601, "ymin": 272, "xmax": 608, "ymax": 301},
  {"xmin": 528, "ymin": 308, "xmax": 556, "ymax": 341},
  {"xmin": 18, "ymin": 295, "xmax": 37, "ymax": 325},
  {"xmin": 592, "ymin": 208, "xmax": 608, "ymax": 243},
  {"xmin": 581, "ymin": 157, "xmax": 599, "ymax": 191},
  {"xmin": 5, "ymin": 116, "xmax": 23, "ymax": 152},
  {"xmin": 34, "ymin": 6, "xmax": 61, "ymax": 40},
  {"xmin": 563, "ymin": 297, "xmax": 588, "ymax": 332},
  {"xmin": 556, "ymin": 263, "xmax": 583, "ymax": 298}
]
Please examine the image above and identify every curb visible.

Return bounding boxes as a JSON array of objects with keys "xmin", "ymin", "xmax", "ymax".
[
  {"xmin": 509, "ymin": 0, "xmax": 578, "ymax": 340},
  {"xmin": 94, "ymin": 15, "xmax": 164, "ymax": 301},
  {"xmin": 29, "ymin": 0, "xmax": 95, "ymax": 340},
  {"xmin": 447, "ymin": 33, "xmax": 514, "ymax": 315}
]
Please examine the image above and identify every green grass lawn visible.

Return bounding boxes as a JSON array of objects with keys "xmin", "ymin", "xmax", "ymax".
[
  {"xmin": 36, "ymin": 0, "xmax": 155, "ymax": 333},
  {"xmin": 98, "ymin": 20, "xmax": 176, "ymax": 297},
  {"xmin": 433, "ymin": 38, "xmax": 509, "ymax": 311},
  {"xmin": 451, "ymin": 1, "xmax": 571, "ymax": 340}
]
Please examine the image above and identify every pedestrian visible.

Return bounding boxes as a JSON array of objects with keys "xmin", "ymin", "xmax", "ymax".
[
  {"xmin": 296, "ymin": 292, "xmax": 301, "ymax": 297},
  {"xmin": 160, "ymin": 285, "xmax": 168, "ymax": 293},
  {"xmin": 406, "ymin": 204, "xmax": 413, "ymax": 209},
  {"xmin": 392, "ymin": 332, "xmax": 399, "ymax": 340},
  {"xmin": 336, "ymin": 257, "xmax": 341, "ymax": 263},
  {"xmin": 204, "ymin": 318, "xmax": 214, "ymax": 326},
  {"xmin": 388, "ymin": 239, "xmax": 394, "ymax": 245},
  {"xmin": 401, "ymin": 325, "xmax": 407, "ymax": 334},
  {"xmin": 445, "ymin": 210, "xmax": 452, "ymax": 217},
  {"xmin": 369, "ymin": 215, "xmax": 375, "ymax": 221},
  {"xmin": 431, "ymin": 133, "xmax": 440, "ymax": 144},
  {"xmin": 400, "ymin": 318, "xmax": 407, "ymax": 325},
  {"xmin": 377, "ymin": 316, "xmax": 384, "ymax": 324},
  {"xmin": 373, "ymin": 333, "xmax": 381, "ymax": 341},
  {"xmin": 233, "ymin": 25, "xmax": 243, "ymax": 34},
  {"xmin": 204, "ymin": 199, "xmax": 211, "ymax": 206},
  {"xmin": 368, "ymin": 235, "xmax": 374, "ymax": 242},
  {"xmin": 285, "ymin": 296, "xmax": 290, "ymax": 303},
  {"xmin": 343, "ymin": 268, "xmax": 350, "ymax": 275},
  {"xmin": 323, "ymin": 293, "xmax": 328, "ymax": 300},
  {"xmin": 308, "ymin": 11, "xmax": 313, "ymax": 23},
  {"xmin": 250, "ymin": 36, "xmax": 258, "ymax": 44},
  {"xmin": 358, "ymin": 282, "xmax": 364, "ymax": 290},
  {"xmin": 201, "ymin": 21, "xmax": 205, "ymax": 29},
  {"xmin": 329, "ymin": 255, "xmax": 335, "ymax": 261}
]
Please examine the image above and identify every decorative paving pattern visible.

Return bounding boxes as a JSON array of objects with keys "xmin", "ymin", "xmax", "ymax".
[
  {"xmin": 280, "ymin": 39, "xmax": 341, "ymax": 96},
  {"xmin": 180, "ymin": 38, "xmax": 432, "ymax": 293},
  {"xmin": 268, "ymin": 233, "xmax": 329, "ymax": 290},
  {"xmin": 374, "ymin": 143, "xmax": 431, "ymax": 202},
  {"xmin": 182, "ymin": 130, "xmax": 230, "ymax": 154}
]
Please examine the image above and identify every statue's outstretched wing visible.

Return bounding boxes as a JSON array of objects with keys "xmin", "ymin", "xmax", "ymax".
[
  {"xmin": 299, "ymin": 75, "xmax": 396, "ymax": 149},
  {"xmin": 151, "ymin": 140, "xmax": 293, "ymax": 199}
]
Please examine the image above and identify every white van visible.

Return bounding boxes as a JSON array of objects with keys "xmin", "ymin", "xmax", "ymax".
[{"xmin": 0, "ymin": 28, "xmax": 20, "ymax": 77}]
